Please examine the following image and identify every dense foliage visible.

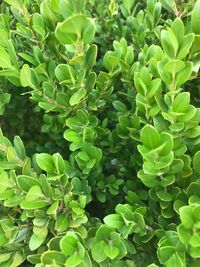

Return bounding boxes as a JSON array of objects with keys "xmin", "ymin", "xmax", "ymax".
[{"xmin": 1, "ymin": 0, "xmax": 200, "ymax": 266}]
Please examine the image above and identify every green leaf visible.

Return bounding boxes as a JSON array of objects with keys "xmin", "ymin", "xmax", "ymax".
[
  {"xmin": 157, "ymin": 61, "xmax": 172, "ymax": 85},
  {"xmin": 91, "ymin": 241, "xmax": 107, "ymax": 262},
  {"xmin": 179, "ymin": 206, "xmax": 194, "ymax": 229},
  {"xmin": 4, "ymin": 194, "xmax": 25, "ymax": 207},
  {"xmin": 77, "ymin": 151, "xmax": 89, "ymax": 162},
  {"xmin": 17, "ymin": 175, "xmax": 40, "ymax": 192},
  {"xmin": 104, "ymin": 214, "xmax": 124, "ymax": 229},
  {"xmin": 0, "ymin": 92, "xmax": 10, "ymax": 115},
  {"xmin": 46, "ymin": 200, "xmax": 59, "ymax": 215},
  {"xmin": 0, "ymin": 47, "xmax": 12, "ymax": 68},
  {"xmin": 177, "ymin": 224, "xmax": 191, "ymax": 245},
  {"xmin": 7, "ymin": 39, "xmax": 19, "ymax": 69},
  {"xmin": 171, "ymin": 18, "xmax": 184, "ymax": 43},
  {"xmin": 20, "ymin": 199, "xmax": 46, "ymax": 209},
  {"xmin": 41, "ymin": 251, "xmax": 66, "ymax": 265},
  {"xmin": 65, "ymin": 248, "xmax": 84, "ymax": 266},
  {"xmin": 64, "ymin": 130, "xmax": 81, "ymax": 143},
  {"xmin": 77, "ymin": 251, "xmax": 92, "ymax": 267},
  {"xmin": 55, "ymin": 64, "xmax": 75, "ymax": 83},
  {"xmin": 166, "ymin": 252, "xmax": 185, "ymax": 267},
  {"xmin": 190, "ymin": 35, "xmax": 200, "ymax": 55},
  {"xmin": 32, "ymin": 13, "xmax": 46, "ymax": 39},
  {"xmin": 40, "ymin": 1, "xmax": 56, "ymax": 29},
  {"xmin": 113, "ymin": 101, "xmax": 128, "ymax": 112},
  {"xmin": 18, "ymin": 52, "xmax": 37, "ymax": 65},
  {"xmin": 0, "ymin": 68, "xmax": 21, "ymax": 86},
  {"xmin": 26, "ymin": 185, "xmax": 45, "ymax": 201},
  {"xmin": 36, "ymin": 153, "xmax": 55, "ymax": 173},
  {"xmin": 161, "ymin": 30, "xmax": 177, "ymax": 58},
  {"xmin": 172, "ymin": 92, "xmax": 190, "ymax": 113},
  {"xmin": 29, "ymin": 231, "xmax": 47, "ymax": 251},
  {"xmin": 27, "ymin": 254, "xmax": 41, "ymax": 265},
  {"xmin": 141, "ymin": 125, "xmax": 160, "ymax": 149},
  {"xmin": 176, "ymin": 62, "xmax": 193, "ymax": 86},
  {"xmin": 85, "ymin": 72, "xmax": 96, "ymax": 92},
  {"xmin": 20, "ymin": 64, "xmax": 36, "ymax": 88},
  {"xmin": 0, "ymin": 28, "xmax": 9, "ymax": 47},
  {"xmin": 10, "ymin": 252, "xmax": 24, "ymax": 267},
  {"xmin": 191, "ymin": 0, "xmax": 200, "ymax": 34},
  {"xmin": 60, "ymin": 235, "xmax": 77, "ymax": 255},
  {"xmin": 103, "ymin": 243, "xmax": 119, "ymax": 259},
  {"xmin": 53, "ymin": 153, "xmax": 65, "ymax": 173},
  {"xmin": 179, "ymin": 105, "xmax": 196, "ymax": 123},
  {"xmin": 104, "ymin": 51, "xmax": 121, "ymax": 71},
  {"xmin": 69, "ymin": 89, "xmax": 87, "ymax": 106},
  {"xmin": 39, "ymin": 174, "xmax": 52, "ymax": 197},
  {"xmin": 193, "ymin": 151, "xmax": 200, "ymax": 174},
  {"xmin": 0, "ymin": 172, "xmax": 12, "ymax": 193},
  {"xmin": 164, "ymin": 60, "xmax": 185, "ymax": 75},
  {"xmin": 158, "ymin": 246, "xmax": 175, "ymax": 263},
  {"xmin": 177, "ymin": 34, "xmax": 194, "ymax": 59},
  {"xmin": 0, "ymin": 253, "xmax": 12, "ymax": 263},
  {"xmin": 55, "ymin": 214, "xmax": 69, "ymax": 232},
  {"xmin": 55, "ymin": 14, "xmax": 95, "ymax": 45},
  {"xmin": 159, "ymin": 0, "xmax": 176, "ymax": 13},
  {"xmin": 123, "ymin": 0, "xmax": 134, "ymax": 13},
  {"xmin": 190, "ymin": 246, "xmax": 200, "ymax": 258},
  {"xmin": 84, "ymin": 44, "xmax": 97, "ymax": 73},
  {"xmin": 13, "ymin": 136, "xmax": 26, "ymax": 160},
  {"xmin": 4, "ymin": 0, "xmax": 22, "ymax": 10},
  {"xmin": 189, "ymin": 233, "xmax": 200, "ymax": 247},
  {"xmin": 187, "ymin": 183, "xmax": 200, "ymax": 198},
  {"xmin": 148, "ymin": 78, "xmax": 161, "ymax": 98},
  {"xmin": 95, "ymin": 226, "xmax": 113, "ymax": 243}
]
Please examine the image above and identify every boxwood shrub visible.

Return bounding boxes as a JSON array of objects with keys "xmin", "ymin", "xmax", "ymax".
[{"xmin": 1, "ymin": 0, "xmax": 200, "ymax": 266}]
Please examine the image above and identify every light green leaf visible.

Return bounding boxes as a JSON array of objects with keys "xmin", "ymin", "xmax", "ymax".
[
  {"xmin": 164, "ymin": 60, "xmax": 185, "ymax": 75},
  {"xmin": 177, "ymin": 34, "xmax": 194, "ymax": 59},
  {"xmin": 193, "ymin": 151, "xmax": 200, "ymax": 174},
  {"xmin": 55, "ymin": 214, "xmax": 69, "ymax": 232},
  {"xmin": 141, "ymin": 125, "xmax": 160, "ymax": 149},
  {"xmin": 29, "ymin": 232, "xmax": 47, "ymax": 251},
  {"xmin": 91, "ymin": 241, "xmax": 107, "ymax": 262},
  {"xmin": 171, "ymin": 18, "xmax": 184, "ymax": 43},
  {"xmin": 36, "ymin": 153, "xmax": 55, "ymax": 173},
  {"xmin": 10, "ymin": 252, "xmax": 24, "ymax": 267},
  {"xmin": 191, "ymin": 0, "xmax": 200, "ymax": 34},
  {"xmin": 176, "ymin": 62, "xmax": 193, "ymax": 86},
  {"xmin": 41, "ymin": 251, "xmax": 66, "ymax": 265},
  {"xmin": 46, "ymin": 200, "xmax": 59, "ymax": 215},
  {"xmin": 26, "ymin": 185, "xmax": 45, "ymax": 201},
  {"xmin": 172, "ymin": 92, "xmax": 190, "ymax": 113},
  {"xmin": 17, "ymin": 175, "xmax": 40, "ymax": 192},
  {"xmin": 123, "ymin": 0, "xmax": 135, "ymax": 13},
  {"xmin": 159, "ymin": 0, "xmax": 176, "ymax": 13},
  {"xmin": 84, "ymin": 44, "xmax": 97, "ymax": 73},
  {"xmin": 60, "ymin": 235, "xmax": 77, "ymax": 255},
  {"xmin": 20, "ymin": 64, "xmax": 35, "ymax": 88},
  {"xmin": 0, "ymin": 172, "xmax": 12, "ymax": 193},
  {"xmin": 161, "ymin": 30, "xmax": 177, "ymax": 58},
  {"xmin": 0, "ymin": 47, "xmax": 12, "ymax": 68},
  {"xmin": 148, "ymin": 78, "xmax": 161, "ymax": 98},
  {"xmin": 55, "ymin": 14, "xmax": 95, "ymax": 44},
  {"xmin": 179, "ymin": 206, "xmax": 194, "ymax": 229},
  {"xmin": 69, "ymin": 89, "xmax": 87, "ymax": 106},
  {"xmin": 20, "ymin": 199, "xmax": 46, "ymax": 209},
  {"xmin": 103, "ymin": 243, "xmax": 119, "ymax": 259},
  {"xmin": 0, "ymin": 253, "xmax": 11, "ymax": 263},
  {"xmin": 104, "ymin": 214, "xmax": 124, "ymax": 229}
]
